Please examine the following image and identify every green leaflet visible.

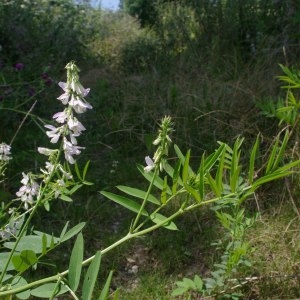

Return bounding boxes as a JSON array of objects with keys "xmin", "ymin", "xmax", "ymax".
[
  {"xmin": 30, "ymin": 283, "xmax": 68, "ymax": 298},
  {"xmin": 60, "ymin": 222, "xmax": 86, "ymax": 243},
  {"xmin": 4, "ymin": 234, "xmax": 59, "ymax": 254},
  {"xmin": 248, "ymin": 135, "xmax": 260, "ymax": 184},
  {"xmin": 68, "ymin": 233, "xmax": 84, "ymax": 292},
  {"xmin": 12, "ymin": 250, "xmax": 37, "ymax": 272},
  {"xmin": 150, "ymin": 213, "xmax": 178, "ymax": 230},
  {"xmin": 100, "ymin": 191, "xmax": 148, "ymax": 216},
  {"xmin": 82, "ymin": 251, "xmax": 102, "ymax": 300},
  {"xmin": 98, "ymin": 270, "xmax": 113, "ymax": 300},
  {"xmin": 11, "ymin": 276, "xmax": 30, "ymax": 300},
  {"xmin": 116, "ymin": 185, "xmax": 160, "ymax": 205}
]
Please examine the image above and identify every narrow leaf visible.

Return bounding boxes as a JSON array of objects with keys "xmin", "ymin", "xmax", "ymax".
[
  {"xmin": 68, "ymin": 233, "xmax": 84, "ymax": 292},
  {"xmin": 74, "ymin": 163, "xmax": 82, "ymax": 181},
  {"xmin": 265, "ymin": 135, "xmax": 279, "ymax": 174},
  {"xmin": 185, "ymin": 184, "xmax": 201, "ymax": 202},
  {"xmin": 215, "ymin": 149, "xmax": 225, "ymax": 194},
  {"xmin": 198, "ymin": 154, "xmax": 205, "ymax": 201},
  {"xmin": 272, "ymin": 130, "xmax": 289, "ymax": 171},
  {"xmin": 116, "ymin": 185, "xmax": 159, "ymax": 205},
  {"xmin": 150, "ymin": 213, "xmax": 178, "ymax": 230},
  {"xmin": 252, "ymin": 171, "xmax": 294, "ymax": 190},
  {"xmin": 59, "ymin": 194, "xmax": 73, "ymax": 202},
  {"xmin": 60, "ymin": 221, "xmax": 69, "ymax": 240},
  {"xmin": 204, "ymin": 143, "xmax": 226, "ymax": 172},
  {"xmin": 60, "ymin": 222, "xmax": 86, "ymax": 243},
  {"xmin": 42, "ymin": 233, "xmax": 47, "ymax": 255},
  {"xmin": 174, "ymin": 144, "xmax": 194, "ymax": 176},
  {"xmin": 100, "ymin": 191, "xmax": 148, "ymax": 216},
  {"xmin": 98, "ymin": 270, "xmax": 113, "ymax": 300},
  {"xmin": 207, "ymin": 173, "xmax": 221, "ymax": 197},
  {"xmin": 248, "ymin": 135, "xmax": 260, "ymax": 184},
  {"xmin": 83, "ymin": 160, "xmax": 91, "ymax": 180},
  {"xmin": 171, "ymin": 160, "xmax": 182, "ymax": 195},
  {"xmin": 182, "ymin": 149, "xmax": 191, "ymax": 184},
  {"xmin": 82, "ymin": 251, "xmax": 102, "ymax": 300},
  {"xmin": 160, "ymin": 176, "xmax": 168, "ymax": 204}
]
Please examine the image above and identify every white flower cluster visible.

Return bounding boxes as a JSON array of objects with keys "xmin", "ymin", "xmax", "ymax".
[
  {"xmin": 41, "ymin": 63, "xmax": 92, "ymax": 164},
  {"xmin": 0, "ymin": 143, "xmax": 12, "ymax": 162},
  {"xmin": 16, "ymin": 172, "xmax": 39, "ymax": 210}
]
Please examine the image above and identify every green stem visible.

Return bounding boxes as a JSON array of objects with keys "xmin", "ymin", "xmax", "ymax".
[{"xmin": 130, "ymin": 167, "xmax": 158, "ymax": 232}]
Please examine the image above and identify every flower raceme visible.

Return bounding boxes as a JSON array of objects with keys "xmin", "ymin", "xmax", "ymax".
[
  {"xmin": 144, "ymin": 116, "xmax": 173, "ymax": 173},
  {"xmin": 43, "ymin": 62, "xmax": 92, "ymax": 164},
  {"xmin": 0, "ymin": 143, "xmax": 11, "ymax": 162},
  {"xmin": 16, "ymin": 173, "xmax": 39, "ymax": 210}
]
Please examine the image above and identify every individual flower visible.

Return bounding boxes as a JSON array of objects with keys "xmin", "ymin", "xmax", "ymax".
[
  {"xmin": 0, "ymin": 143, "xmax": 11, "ymax": 161},
  {"xmin": 55, "ymin": 179, "xmax": 66, "ymax": 198},
  {"xmin": 53, "ymin": 110, "xmax": 69, "ymax": 123},
  {"xmin": 69, "ymin": 95, "xmax": 92, "ymax": 114},
  {"xmin": 144, "ymin": 156, "xmax": 155, "ymax": 173},
  {"xmin": 16, "ymin": 172, "xmax": 39, "ymax": 210},
  {"xmin": 40, "ymin": 161, "xmax": 55, "ymax": 176},
  {"xmin": 63, "ymin": 138, "xmax": 84, "ymax": 164},
  {"xmin": 70, "ymin": 81, "xmax": 90, "ymax": 98},
  {"xmin": 57, "ymin": 82, "xmax": 71, "ymax": 105},
  {"xmin": 67, "ymin": 117, "xmax": 86, "ymax": 135},
  {"xmin": 44, "ymin": 124, "xmax": 62, "ymax": 143}
]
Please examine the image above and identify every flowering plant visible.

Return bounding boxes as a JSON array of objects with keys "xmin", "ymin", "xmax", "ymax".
[{"xmin": 0, "ymin": 62, "xmax": 298, "ymax": 300}]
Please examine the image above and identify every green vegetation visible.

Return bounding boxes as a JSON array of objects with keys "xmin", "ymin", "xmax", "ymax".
[{"xmin": 1, "ymin": 0, "xmax": 300, "ymax": 298}]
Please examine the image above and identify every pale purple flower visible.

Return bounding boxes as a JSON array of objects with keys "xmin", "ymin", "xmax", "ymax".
[
  {"xmin": 63, "ymin": 138, "xmax": 84, "ymax": 164},
  {"xmin": 70, "ymin": 81, "xmax": 90, "ymax": 97},
  {"xmin": 69, "ymin": 95, "xmax": 92, "ymax": 114},
  {"xmin": 40, "ymin": 161, "xmax": 55, "ymax": 176},
  {"xmin": 44, "ymin": 124, "xmax": 62, "ymax": 143},
  {"xmin": 59, "ymin": 166, "xmax": 73, "ymax": 179},
  {"xmin": 67, "ymin": 117, "xmax": 86, "ymax": 135},
  {"xmin": 144, "ymin": 156, "xmax": 155, "ymax": 173},
  {"xmin": 55, "ymin": 179, "xmax": 65, "ymax": 198},
  {"xmin": 69, "ymin": 133, "xmax": 78, "ymax": 145},
  {"xmin": 57, "ymin": 82, "xmax": 70, "ymax": 105},
  {"xmin": 53, "ymin": 110, "xmax": 68, "ymax": 123},
  {"xmin": 16, "ymin": 173, "xmax": 39, "ymax": 210},
  {"xmin": 0, "ymin": 143, "xmax": 11, "ymax": 161}
]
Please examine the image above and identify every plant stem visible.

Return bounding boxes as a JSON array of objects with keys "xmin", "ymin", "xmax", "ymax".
[{"xmin": 130, "ymin": 167, "xmax": 158, "ymax": 232}]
